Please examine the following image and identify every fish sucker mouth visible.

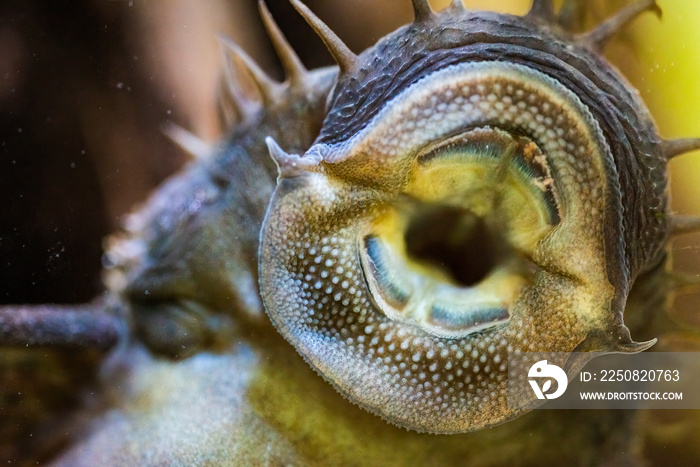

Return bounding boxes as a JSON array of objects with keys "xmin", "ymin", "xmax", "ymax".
[
  {"xmin": 259, "ymin": 124, "xmax": 632, "ymax": 432},
  {"xmin": 259, "ymin": 59, "xmax": 661, "ymax": 433}
]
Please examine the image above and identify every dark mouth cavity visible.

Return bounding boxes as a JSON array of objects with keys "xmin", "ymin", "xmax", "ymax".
[{"xmin": 404, "ymin": 204, "xmax": 513, "ymax": 287}]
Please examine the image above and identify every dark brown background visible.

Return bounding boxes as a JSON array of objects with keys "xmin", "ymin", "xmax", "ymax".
[{"xmin": 0, "ymin": 0, "xmax": 420, "ymax": 306}]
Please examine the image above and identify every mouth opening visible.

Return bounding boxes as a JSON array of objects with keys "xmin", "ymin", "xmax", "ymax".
[
  {"xmin": 358, "ymin": 128, "xmax": 559, "ymax": 338},
  {"xmin": 359, "ymin": 201, "xmax": 536, "ymax": 339},
  {"xmin": 404, "ymin": 205, "xmax": 503, "ymax": 288}
]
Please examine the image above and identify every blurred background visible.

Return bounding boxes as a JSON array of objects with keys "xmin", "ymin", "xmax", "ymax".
[{"xmin": 1, "ymin": 0, "xmax": 699, "ymax": 463}]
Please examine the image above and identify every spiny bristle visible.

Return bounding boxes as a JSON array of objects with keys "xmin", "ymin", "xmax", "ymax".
[
  {"xmin": 289, "ymin": 0, "xmax": 358, "ymax": 73},
  {"xmin": 558, "ymin": 0, "xmax": 587, "ymax": 31},
  {"xmin": 218, "ymin": 80, "xmax": 260, "ymax": 125},
  {"xmin": 578, "ymin": 0, "xmax": 661, "ymax": 51},
  {"xmin": 661, "ymin": 138, "xmax": 700, "ymax": 160},
  {"xmin": 411, "ymin": 0, "xmax": 434, "ymax": 22},
  {"xmin": 219, "ymin": 37, "xmax": 263, "ymax": 122},
  {"xmin": 526, "ymin": 0, "xmax": 555, "ymax": 22},
  {"xmin": 259, "ymin": 1, "xmax": 307, "ymax": 88},
  {"xmin": 266, "ymin": 136, "xmax": 322, "ymax": 178},
  {"xmin": 449, "ymin": 0, "xmax": 466, "ymax": 11},
  {"xmin": 217, "ymin": 91, "xmax": 240, "ymax": 127},
  {"xmin": 613, "ymin": 338, "xmax": 658, "ymax": 354},
  {"xmin": 163, "ymin": 123, "xmax": 211, "ymax": 161},
  {"xmin": 668, "ymin": 214, "xmax": 700, "ymax": 236},
  {"xmin": 219, "ymin": 35, "xmax": 282, "ymax": 104}
]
